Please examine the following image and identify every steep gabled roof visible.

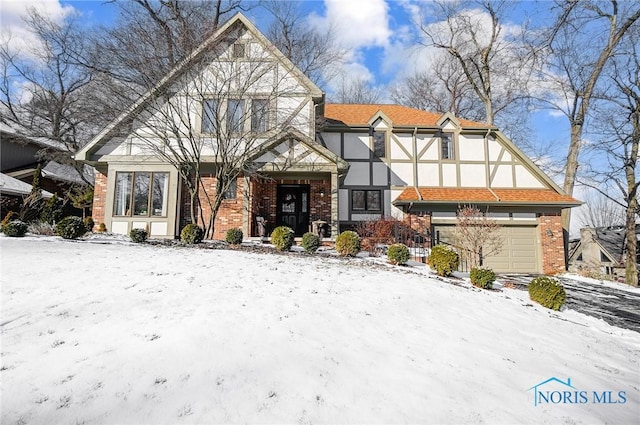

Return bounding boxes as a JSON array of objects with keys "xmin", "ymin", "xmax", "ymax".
[
  {"xmin": 323, "ymin": 104, "xmax": 491, "ymax": 128},
  {"xmin": 76, "ymin": 13, "xmax": 322, "ymax": 163}
]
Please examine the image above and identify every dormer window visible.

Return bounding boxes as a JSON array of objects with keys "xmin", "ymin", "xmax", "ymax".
[
  {"xmin": 441, "ymin": 133, "xmax": 454, "ymax": 160},
  {"xmin": 373, "ymin": 131, "xmax": 386, "ymax": 158},
  {"xmin": 232, "ymin": 43, "xmax": 245, "ymax": 58}
]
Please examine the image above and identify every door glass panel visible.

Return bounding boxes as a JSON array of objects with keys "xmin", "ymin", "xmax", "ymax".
[
  {"xmin": 302, "ymin": 192, "xmax": 308, "ymax": 213},
  {"xmin": 282, "ymin": 192, "xmax": 296, "ymax": 213}
]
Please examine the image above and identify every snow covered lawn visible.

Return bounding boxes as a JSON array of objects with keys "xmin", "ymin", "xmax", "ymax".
[{"xmin": 1, "ymin": 236, "xmax": 638, "ymax": 424}]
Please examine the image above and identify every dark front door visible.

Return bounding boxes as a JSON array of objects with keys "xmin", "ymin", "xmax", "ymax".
[{"xmin": 277, "ymin": 184, "xmax": 310, "ymax": 236}]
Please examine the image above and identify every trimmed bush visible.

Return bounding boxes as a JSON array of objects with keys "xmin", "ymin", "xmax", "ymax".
[
  {"xmin": 181, "ymin": 224, "xmax": 204, "ymax": 244},
  {"xmin": 529, "ymin": 276, "xmax": 566, "ymax": 311},
  {"xmin": 84, "ymin": 216, "xmax": 95, "ymax": 233},
  {"xmin": 387, "ymin": 243, "xmax": 410, "ymax": 265},
  {"xmin": 271, "ymin": 226, "xmax": 294, "ymax": 251},
  {"xmin": 3, "ymin": 220, "xmax": 28, "ymax": 237},
  {"xmin": 470, "ymin": 267, "xmax": 496, "ymax": 289},
  {"xmin": 335, "ymin": 230, "xmax": 360, "ymax": 256},
  {"xmin": 427, "ymin": 244, "xmax": 459, "ymax": 276},
  {"xmin": 225, "ymin": 228, "xmax": 243, "ymax": 245},
  {"xmin": 97, "ymin": 223, "xmax": 107, "ymax": 233},
  {"xmin": 302, "ymin": 232, "xmax": 320, "ymax": 253},
  {"xmin": 55, "ymin": 216, "xmax": 87, "ymax": 239},
  {"xmin": 129, "ymin": 228, "xmax": 148, "ymax": 243},
  {"xmin": 28, "ymin": 221, "xmax": 56, "ymax": 236}
]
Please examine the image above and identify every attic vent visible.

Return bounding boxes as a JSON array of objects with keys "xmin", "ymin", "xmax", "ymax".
[{"xmin": 232, "ymin": 43, "xmax": 245, "ymax": 58}]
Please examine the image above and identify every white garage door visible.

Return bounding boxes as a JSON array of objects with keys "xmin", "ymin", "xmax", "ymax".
[{"xmin": 433, "ymin": 225, "xmax": 540, "ymax": 273}]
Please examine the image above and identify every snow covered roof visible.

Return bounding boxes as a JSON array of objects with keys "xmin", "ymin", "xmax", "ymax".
[
  {"xmin": 0, "ymin": 172, "xmax": 53, "ymax": 198},
  {"xmin": 0, "ymin": 122, "xmax": 66, "ymax": 151}
]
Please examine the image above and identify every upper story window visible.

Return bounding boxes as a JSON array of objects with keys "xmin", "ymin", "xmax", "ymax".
[
  {"xmin": 373, "ymin": 131, "xmax": 386, "ymax": 157},
  {"xmin": 441, "ymin": 133, "xmax": 454, "ymax": 160},
  {"xmin": 251, "ymin": 99, "xmax": 269, "ymax": 133},
  {"xmin": 227, "ymin": 99, "xmax": 245, "ymax": 133},
  {"xmin": 114, "ymin": 172, "xmax": 169, "ymax": 217},
  {"xmin": 232, "ymin": 43, "xmax": 245, "ymax": 58},
  {"xmin": 202, "ymin": 99, "xmax": 218, "ymax": 133}
]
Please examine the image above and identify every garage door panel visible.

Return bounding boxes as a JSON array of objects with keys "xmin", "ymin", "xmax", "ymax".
[{"xmin": 433, "ymin": 224, "xmax": 540, "ymax": 273}]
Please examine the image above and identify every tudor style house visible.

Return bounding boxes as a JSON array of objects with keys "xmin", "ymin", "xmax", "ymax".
[{"xmin": 77, "ymin": 13, "xmax": 579, "ymax": 274}]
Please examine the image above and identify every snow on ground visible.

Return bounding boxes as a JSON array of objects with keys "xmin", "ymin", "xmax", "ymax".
[{"xmin": 1, "ymin": 236, "xmax": 639, "ymax": 424}]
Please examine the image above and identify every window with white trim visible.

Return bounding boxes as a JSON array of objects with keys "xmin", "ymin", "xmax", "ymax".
[
  {"xmin": 202, "ymin": 99, "xmax": 218, "ymax": 133},
  {"xmin": 227, "ymin": 99, "xmax": 245, "ymax": 133},
  {"xmin": 251, "ymin": 99, "xmax": 269, "ymax": 133}
]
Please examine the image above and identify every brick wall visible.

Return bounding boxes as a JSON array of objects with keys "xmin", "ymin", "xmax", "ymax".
[
  {"xmin": 197, "ymin": 175, "xmax": 245, "ymax": 240},
  {"xmin": 539, "ymin": 212, "xmax": 566, "ymax": 274},
  {"xmin": 92, "ymin": 170, "xmax": 108, "ymax": 231}
]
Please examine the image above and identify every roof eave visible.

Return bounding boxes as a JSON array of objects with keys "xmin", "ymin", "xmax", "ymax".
[{"xmin": 392, "ymin": 199, "xmax": 582, "ymax": 208}]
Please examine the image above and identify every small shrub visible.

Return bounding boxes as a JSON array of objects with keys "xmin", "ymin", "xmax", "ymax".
[
  {"xmin": 181, "ymin": 223, "xmax": 204, "ymax": 244},
  {"xmin": 529, "ymin": 276, "xmax": 566, "ymax": 311},
  {"xmin": 97, "ymin": 223, "xmax": 107, "ymax": 233},
  {"xmin": 271, "ymin": 226, "xmax": 294, "ymax": 251},
  {"xmin": 129, "ymin": 228, "xmax": 148, "ymax": 243},
  {"xmin": 225, "ymin": 228, "xmax": 243, "ymax": 245},
  {"xmin": 427, "ymin": 244, "xmax": 459, "ymax": 276},
  {"xmin": 335, "ymin": 230, "xmax": 360, "ymax": 256},
  {"xmin": 28, "ymin": 221, "xmax": 56, "ymax": 235},
  {"xmin": 84, "ymin": 216, "xmax": 95, "ymax": 233},
  {"xmin": 302, "ymin": 232, "xmax": 320, "ymax": 253},
  {"xmin": 387, "ymin": 243, "xmax": 410, "ymax": 265},
  {"xmin": 40, "ymin": 194, "xmax": 64, "ymax": 224},
  {"xmin": 55, "ymin": 216, "xmax": 87, "ymax": 239},
  {"xmin": 2, "ymin": 220, "xmax": 28, "ymax": 237},
  {"xmin": 470, "ymin": 267, "xmax": 496, "ymax": 289},
  {"xmin": 1, "ymin": 211, "xmax": 18, "ymax": 233}
]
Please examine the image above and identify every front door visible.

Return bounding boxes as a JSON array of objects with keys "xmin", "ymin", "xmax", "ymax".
[{"xmin": 277, "ymin": 184, "xmax": 310, "ymax": 236}]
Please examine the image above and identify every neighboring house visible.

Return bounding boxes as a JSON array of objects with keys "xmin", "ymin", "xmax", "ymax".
[
  {"xmin": 76, "ymin": 13, "xmax": 579, "ymax": 274},
  {"xmin": 1, "ymin": 123, "xmax": 90, "ymax": 214},
  {"xmin": 569, "ymin": 226, "xmax": 640, "ymax": 280}
]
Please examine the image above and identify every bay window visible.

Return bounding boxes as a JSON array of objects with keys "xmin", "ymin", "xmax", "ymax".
[{"xmin": 114, "ymin": 172, "xmax": 169, "ymax": 217}]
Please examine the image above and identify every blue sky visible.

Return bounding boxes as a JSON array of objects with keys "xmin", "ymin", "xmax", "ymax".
[{"xmin": 3, "ymin": 0, "xmax": 569, "ymax": 168}]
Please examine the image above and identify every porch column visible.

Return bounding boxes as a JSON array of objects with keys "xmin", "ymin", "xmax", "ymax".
[
  {"xmin": 242, "ymin": 175, "xmax": 251, "ymax": 239},
  {"xmin": 330, "ymin": 171, "xmax": 339, "ymax": 237}
]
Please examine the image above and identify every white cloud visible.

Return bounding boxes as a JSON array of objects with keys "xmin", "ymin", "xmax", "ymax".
[
  {"xmin": 310, "ymin": 0, "xmax": 391, "ymax": 50},
  {"xmin": 0, "ymin": 0, "xmax": 75, "ymax": 57}
]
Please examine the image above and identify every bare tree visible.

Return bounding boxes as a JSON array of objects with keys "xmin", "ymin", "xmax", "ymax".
[
  {"xmin": 128, "ymin": 35, "xmax": 309, "ymax": 238},
  {"xmin": 390, "ymin": 54, "xmax": 485, "ymax": 120},
  {"xmin": 454, "ymin": 205, "xmax": 503, "ymax": 269},
  {"xmin": 0, "ymin": 8, "xmax": 96, "ymax": 185},
  {"xmin": 331, "ymin": 77, "xmax": 383, "ymax": 104},
  {"xmin": 265, "ymin": 0, "xmax": 346, "ymax": 88},
  {"xmin": 578, "ymin": 31, "xmax": 640, "ymax": 286},
  {"xmin": 575, "ymin": 192, "xmax": 625, "ymax": 229},
  {"xmin": 536, "ymin": 0, "xmax": 640, "ymax": 234},
  {"xmin": 416, "ymin": 0, "xmax": 532, "ymax": 126}
]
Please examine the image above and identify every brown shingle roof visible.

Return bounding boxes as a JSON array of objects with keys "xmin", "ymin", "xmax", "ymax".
[
  {"xmin": 395, "ymin": 187, "xmax": 580, "ymax": 206},
  {"xmin": 323, "ymin": 104, "xmax": 489, "ymax": 128}
]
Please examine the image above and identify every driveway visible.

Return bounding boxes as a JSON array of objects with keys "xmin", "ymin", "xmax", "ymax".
[{"xmin": 498, "ymin": 274, "xmax": 640, "ymax": 333}]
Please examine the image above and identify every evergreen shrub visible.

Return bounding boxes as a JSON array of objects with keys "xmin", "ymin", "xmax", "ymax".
[
  {"xmin": 40, "ymin": 194, "xmax": 64, "ymax": 224},
  {"xmin": 470, "ymin": 267, "xmax": 496, "ymax": 289},
  {"xmin": 302, "ymin": 232, "xmax": 320, "ymax": 253},
  {"xmin": 3, "ymin": 220, "xmax": 28, "ymax": 237},
  {"xmin": 387, "ymin": 243, "xmax": 410, "ymax": 265},
  {"xmin": 84, "ymin": 216, "xmax": 95, "ymax": 233},
  {"xmin": 1, "ymin": 211, "xmax": 18, "ymax": 233},
  {"xmin": 427, "ymin": 244, "xmax": 459, "ymax": 276},
  {"xmin": 529, "ymin": 276, "xmax": 566, "ymax": 310},
  {"xmin": 55, "ymin": 216, "xmax": 87, "ymax": 239},
  {"xmin": 181, "ymin": 224, "xmax": 204, "ymax": 244},
  {"xmin": 335, "ymin": 230, "xmax": 360, "ymax": 256},
  {"xmin": 130, "ymin": 228, "xmax": 148, "ymax": 243},
  {"xmin": 225, "ymin": 228, "xmax": 243, "ymax": 245},
  {"xmin": 271, "ymin": 226, "xmax": 294, "ymax": 251}
]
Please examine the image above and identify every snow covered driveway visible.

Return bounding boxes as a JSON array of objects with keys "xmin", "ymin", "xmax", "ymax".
[{"xmin": 1, "ymin": 236, "xmax": 639, "ymax": 424}]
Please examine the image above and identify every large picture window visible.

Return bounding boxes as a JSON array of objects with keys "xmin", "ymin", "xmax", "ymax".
[
  {"xmin": 352, "ymin": 190, "xmax": 382, "ymax": 212},
  {"xmin": 114, "ymin": 172, "xmax": 169, "ymax": 217}
]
